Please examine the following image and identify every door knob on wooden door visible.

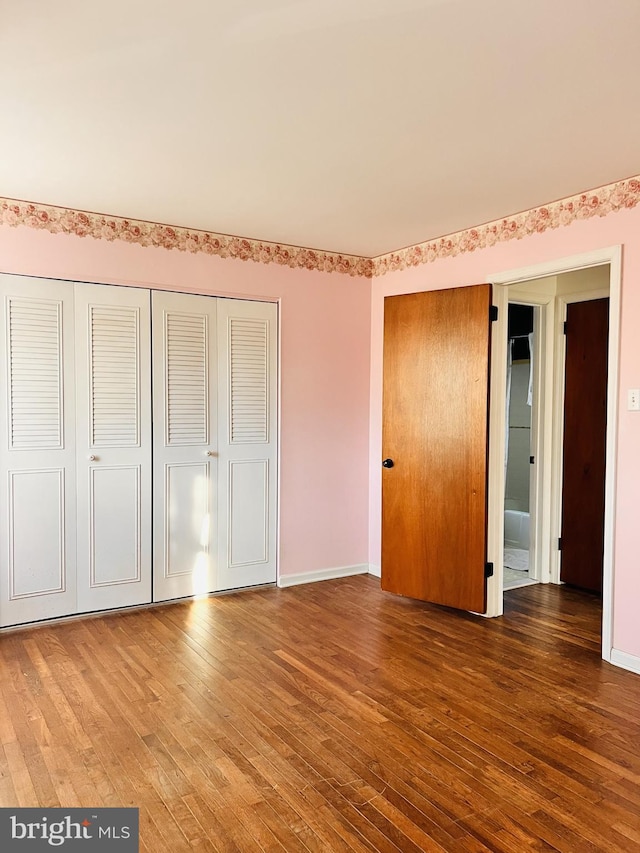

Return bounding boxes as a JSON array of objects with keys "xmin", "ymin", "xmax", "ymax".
[{"xmin": 382, "ymin": 458, "xmax": 394, "ymax": 468}]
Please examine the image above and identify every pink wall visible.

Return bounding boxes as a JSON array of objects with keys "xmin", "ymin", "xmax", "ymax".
[
  {"xmin": 4, "ymin": 200, "xmax": 639, "ymax": 659},
  {"xmin": 0, "ymin": 225, "xmax": 372, "ymax": 578},
  {"xmin": 370, "ymin": 205, "xmax": 640, "ymax": 659}
]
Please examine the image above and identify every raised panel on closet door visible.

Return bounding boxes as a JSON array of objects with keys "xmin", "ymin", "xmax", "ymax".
[
  {"xmin": 152, "ymin": 291, "xmax": 218, "ymax": 602},
  {"xmin": 0, "ymin": 275, "xmax": 77, "ymax": 627},
  {"xmin": 217, "ymin": 298, "xmax": 277, "ymax": 590},
  {"xmin": 74, "ymin": 283, "xmax": 152, "ymax": 613}
]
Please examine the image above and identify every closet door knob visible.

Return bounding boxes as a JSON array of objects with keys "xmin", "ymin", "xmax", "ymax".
[
  {"xmin": 382, "ymin": 458, "xmax": 394, "ymax": 468},
  {"xmin": 88, "ymin": 455, "xmax": 97, "ymax": 462},
  {"xmin": 206, "ymin": 450, "xmax": 215, "ymax": 457}
]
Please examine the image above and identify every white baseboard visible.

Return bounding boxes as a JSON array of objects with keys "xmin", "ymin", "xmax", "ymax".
[
  {"xmin": 277, "ymin": 564, "xmax": 369, "ymax": 588},
  {"xmin": 368, "ymin": 563, "xmax": 381, "ymax": 578},
  {"xmin": 610, "ymin": 648, "xmax": 640, "ymax": 676}
]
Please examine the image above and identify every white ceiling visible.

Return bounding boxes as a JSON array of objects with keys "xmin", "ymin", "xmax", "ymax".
[{"xmin": 1, "ymin": 0, "xmax": 639, "ymax": 258}]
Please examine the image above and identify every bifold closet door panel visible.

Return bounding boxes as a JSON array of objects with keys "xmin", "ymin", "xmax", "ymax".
[
  {"xmin": 152, "ymin": 291, "xmax": 218, "ymax": 602},
  {"xmin": 0, "ymin": 275, "xmax": 78, "ymax": 627},
  {"xmin": 217, "ymin": 298, "xmax": 278, "ymax": 590},
  {"xmin": 74, "ymin": 283, "xmax": 152, "ymax": 613}
]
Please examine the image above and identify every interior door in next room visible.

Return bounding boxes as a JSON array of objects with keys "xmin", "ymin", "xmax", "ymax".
[
  {"xmin": 381, "ymin": 284, "xmax": 492, "ymax": 613},
  {"xmin": 560, "ymin": 297, "xmax": 609, "ymax": 594}
]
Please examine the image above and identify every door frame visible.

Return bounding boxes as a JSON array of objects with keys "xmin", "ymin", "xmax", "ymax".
[{"xmin": 485, "ymin": 246, "xmax": 621, "ymax": 665}]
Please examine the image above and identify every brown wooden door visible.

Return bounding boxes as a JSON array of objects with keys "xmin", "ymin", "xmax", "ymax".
[
  {"xmin": 381, "ymin": 284, "xmax": 492, "ymax": 613},
  {"xmin": 560, "ymin": 297, "xmax": 609, "ymax": 594}
]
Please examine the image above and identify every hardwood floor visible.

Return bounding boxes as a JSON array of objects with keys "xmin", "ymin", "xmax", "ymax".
[{"xmin": 1, "ymin": 576, "xmax": 639, "ymax": 851}]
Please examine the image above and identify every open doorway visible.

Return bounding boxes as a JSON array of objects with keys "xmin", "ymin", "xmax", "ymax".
[
  {"xmin": 503, "ymin": 303, "xmax": 536, "ymax": 591},
  {"xmin": 502, "ymin": 267, "xmax": 610, "ymax": 600},
  {"xmin": 486, "ymin": 248, "xmax": 621, "ymax": 665}
]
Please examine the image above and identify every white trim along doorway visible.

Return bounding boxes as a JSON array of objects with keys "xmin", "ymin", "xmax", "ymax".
[{"xmin": 484, "ymin": 246, "xmax": 622, "ymax": 667}]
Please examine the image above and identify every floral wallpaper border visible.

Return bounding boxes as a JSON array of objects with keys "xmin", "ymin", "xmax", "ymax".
[
  {"xmin": 372, "ymin": 174, "xmax": 640, "ymax": 276},
  {"xmin": 2, "ymin": 174, "xmax": 640, "ymax": 279},
  {"xmin": 0, "ymin": 197, "xmax": 374, "ymax": 278}
]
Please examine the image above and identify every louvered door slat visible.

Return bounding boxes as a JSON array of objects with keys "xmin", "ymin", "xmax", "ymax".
[
  {"xmin": 229, "ymin": 318, "xmax": 268, "ymax": 444},
  {"xmin": 8, "ymin": 297, "xmax": 63, "ymax": 449},
  {"xmin": 165, "ymin": 312, "xmax": 208, "ymax": 446},
  {"xmin": 89, "ymin": 305, "xmax": 139, "ymax": 447}
]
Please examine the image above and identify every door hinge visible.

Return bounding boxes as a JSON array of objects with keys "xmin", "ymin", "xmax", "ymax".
[
  {"xmin": 558, "ymin": 537, "xmax": 563, "ymax": 551},
  {"xmin": 490, "ymin": 305, "xmax": 498, "ymax": 322},
  {"xmin": 529, "ymin": 455, "xmax": 535, "ymax": 464},
  {"xmin": 563, "ymin": 321, "xmax": 568, "ymax": 335},
  {"xmin": 485, "ymin": 561, "xmax": 494, "ymax": 578}
]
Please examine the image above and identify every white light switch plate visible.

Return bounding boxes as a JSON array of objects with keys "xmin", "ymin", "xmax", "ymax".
[{"xmin": 628, "ymin": 389, "xmax": 640, "ymax": 411}]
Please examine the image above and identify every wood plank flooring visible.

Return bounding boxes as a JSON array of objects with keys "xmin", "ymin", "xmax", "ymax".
[{"xmin": 1, "ymin": 576, "xmax": 639, "ymax": 851}]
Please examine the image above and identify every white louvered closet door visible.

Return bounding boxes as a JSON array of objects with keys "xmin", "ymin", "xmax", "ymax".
[
  {"xmin": 0, "ymin": 276, "xmax": 77, "ymax": 627},
  {"xmin": 74, "ymin": 284, "xmax": 152, "ymax": 613},
  {"xmin": 217, "ymin": 299, "xmax": 277, "ymax": 590},
  {"xmin": 152, "ymin": 291, "xmax": 218, "ymax": 602}
]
